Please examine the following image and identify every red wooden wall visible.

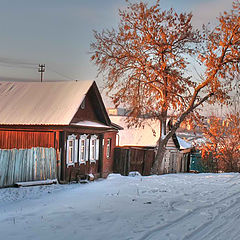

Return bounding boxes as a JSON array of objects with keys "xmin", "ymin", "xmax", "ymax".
[
  {"xmin": 102, "ymin": 131, "xmax": 117, "ymax": 178},
  {"xmin": 64, "ymin": 130, "xmax": 117, "ymax": 181},
  {"xmin": 0, "ymin": 130, "xmax": 56, "ymax": 149}
]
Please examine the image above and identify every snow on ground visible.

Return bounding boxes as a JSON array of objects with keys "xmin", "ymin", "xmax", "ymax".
[{"xmin": 1, "ymin": 173, "xmax": 240, "ymax": 240}]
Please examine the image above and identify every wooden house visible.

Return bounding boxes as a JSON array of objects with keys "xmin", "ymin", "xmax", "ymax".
[{"xmin": 0, "ymin": 81, "xmax": 121, "ymax": 187}]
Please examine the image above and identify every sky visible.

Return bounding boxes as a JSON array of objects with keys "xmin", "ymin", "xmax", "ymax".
[{"xmin": 0, "ymin": 0, "xmax": 233, "ymax": 104}]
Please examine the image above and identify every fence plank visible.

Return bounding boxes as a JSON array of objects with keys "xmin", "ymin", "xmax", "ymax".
[
  {"xmin": 114, "ymin": 147, "xmax": 155, "ymax": 176},
  {"xmin": 143, "ymin": 150, "xmax": 155, "ymax": 176},
  {"xmin": 0, "ymin": 147, "xmax": 57, "ymax": 188},
  {"xmin": 0, "ymin": 151, "xmax": 9, "ymax": 187}
]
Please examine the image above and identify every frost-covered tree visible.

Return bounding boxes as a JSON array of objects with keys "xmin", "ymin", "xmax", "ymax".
[{"xmin": 90, "ymin": 0, "xmax": 240, "ymax": 174}]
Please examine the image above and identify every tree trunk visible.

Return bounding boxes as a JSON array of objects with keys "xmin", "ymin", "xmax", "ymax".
[
  {"xmin": 151, "ymin": 93, "xmax": 214, "ymax": 175},
  {"xmin": 151, "ymin": 140, "xmax": 166, "ymax": 174}
]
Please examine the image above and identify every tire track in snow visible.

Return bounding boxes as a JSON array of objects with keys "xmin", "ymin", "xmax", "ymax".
[
  {"xmin": 207, "ymin": 213, "xmax": 240, "ymax": 240},
  {"xmin": 138, "ymin": 187, "xmax": 240, "ymax": 240},
  {"xmin": 224, "ymin": 174, "xmax": 240, "ymax": 183},
  {"xmin": 183, "ymin": 195, "xmax": 240, "ymax": 240}
]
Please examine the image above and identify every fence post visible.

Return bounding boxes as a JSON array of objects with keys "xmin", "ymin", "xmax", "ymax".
[{"xmin": 127, "ymin": 148, "xmax": 131, "ymax": 175}]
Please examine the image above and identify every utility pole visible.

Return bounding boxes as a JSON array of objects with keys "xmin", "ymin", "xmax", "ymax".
[{"xmin": 38, "ymin": 64, "xmax": 45, "ymax": 82}]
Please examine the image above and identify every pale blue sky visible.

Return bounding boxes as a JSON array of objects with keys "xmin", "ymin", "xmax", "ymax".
[{"xmin": 0, "ymin": 0, "xmax": 232, "ymax": 91}]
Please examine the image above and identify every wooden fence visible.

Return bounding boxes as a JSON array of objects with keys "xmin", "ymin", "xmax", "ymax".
[
  {"xmin": 0, "ymin": 147, "xmax": 57, "ymax": 188},
  {"xmin": 113, "ymin": 147, "xmax": 155, "ymax": 176}
]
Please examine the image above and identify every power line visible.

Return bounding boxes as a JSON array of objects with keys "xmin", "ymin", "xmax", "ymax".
[
  {"xmin": 47, "ymin": 67, "xmax": 75, "ymax": 81},
  {"xmin": 0, "ymin": 56, "xmax": 76, "ymax": 81},
  {"xmin": 0, "ymin": 57, "xmax": 37, "ymax": 68}
]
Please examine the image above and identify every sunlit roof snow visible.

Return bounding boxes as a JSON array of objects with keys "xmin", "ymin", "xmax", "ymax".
[{"xmin": 0, "ymin": 81, "xmax": 93, "ymax": 125}]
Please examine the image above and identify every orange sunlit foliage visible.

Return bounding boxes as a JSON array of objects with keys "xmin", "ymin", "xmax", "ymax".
[
  {"xmin": 199, "ymin": 0, "xmax": 240, "ymax": 103},
  {"xmin": 200, "ymin": 113, "xmax": 240, "ymax": 172},
  {"xmin": 91, "ymin": 1, "xmax": 199, "ymax": 128},
  {"xmin": 90, "ymin": 0, "xmax": 240, "ymax": 174}
]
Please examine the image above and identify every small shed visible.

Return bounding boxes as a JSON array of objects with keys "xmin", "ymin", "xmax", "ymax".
[{"xmin": 0, "ymin": 81, "xmax": 121, "ymax": 187}]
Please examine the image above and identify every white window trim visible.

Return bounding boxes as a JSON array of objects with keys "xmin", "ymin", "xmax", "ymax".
[
  {"xmin": 90, "ymin": 135, "xmax": 99, "ymax": 163},
  {"xmin": 106, "ymin": 138, "xmax": 111, "ymax": 158},
  {"xmin": 66, "ymin": 134, "xmax": 77, "ymax": 167},
  {"xmin": 68, "ymin": 134, "xmax": 77, "ymax": 140},
  {"xmin": 79, "ymin": 134, "xmax": 89, "ymax": 164}
]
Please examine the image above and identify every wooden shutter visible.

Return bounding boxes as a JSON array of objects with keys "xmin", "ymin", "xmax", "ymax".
[
  {"xmin": 78, "ymin": 139, "xmax": 83, "ymax": 164},
  {"xmin": 74, "ymin": 139, "xmax": 78, "ymax": 163},
  {"xmin": 66, "ymin": 140, "xmax": 69, "ymax": 165},
  {"xmin": 85, "ymin": 138, "xmax": 89, "ymax": 161}
]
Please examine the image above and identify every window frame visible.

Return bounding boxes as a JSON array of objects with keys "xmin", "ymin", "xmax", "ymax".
[
  {"xmin": 79, "ymin": 134, "xmax": 89, "ymax": 164},
  {"xmin": 106, "ymin": 138, "xmax": 112, "ymax": 158},
  {"xmin": 89, "ymin": 135, "xmax": 99, "ymax": 163},
  {"xmin": 66, "ymin": 134, "xmax": 78, "ymax": 167}
]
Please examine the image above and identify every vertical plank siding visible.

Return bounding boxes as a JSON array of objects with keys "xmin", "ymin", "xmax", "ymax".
[
  {"xmin": 130, "ymin": 148, "xmax": 144, "ymax": 174},
  {"xmin": 113, "ymin": 148, "xmax": 130, "ymax": 176},
  {"xmin": 114, "ymin": 147, "xmax": 190, "ymax": 176},
  {"xmin": 0, "ymin": 129, "xmax": 118, "ymax": 184},
  {"xmin": 114, "ymin": 147, "xmax": 155, "ymax": 176},
  {"xmin": 0, "ymin": 147, "xmax": 57, "ymax": 187},
  {"xmin": 0, "ymin": 130, "xmax": 55, "ymax": 149},
  {"xmin": 142, "ymin": 150, "xmax": 155, "ymax": 175}
]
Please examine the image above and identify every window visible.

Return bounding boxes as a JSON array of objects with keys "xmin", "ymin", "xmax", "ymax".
[
  {"xmin": 80, "ymin": 139, "xmax": 85, "ymax": 160},
  {"xmin": 67, "ymin": 134, "xmax": 99, "ymax": 166},
  {"xmin": 68, "ymin": 140, "xmax": 74, "ymax": 164},
  {"xmin": 90, "ymin": 135, "xmax": 99, "ymax": 163},
  {"xmin": 66, "ymin": 134, "xmax": 78, "ymax": 167},
  {"xmin": 106, "ymin": 138, "xmax": 111, "ymax": 158},
  {"xmin": 79, "ymin": 134, "xmax": 89, "ymax": 164},
  {"xmin": 91, "ymin": 139, "xmax": 96, "ymax": 160}
]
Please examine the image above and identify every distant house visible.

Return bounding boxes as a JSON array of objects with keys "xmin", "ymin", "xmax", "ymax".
[
  {"xmin": 107, "ymin": 108, "xmax": 130, "ymax": 117},
  {"xmin": 110, "ymin": 115, "xmax": 192, "ymax": 174},
  {"xmin": 110, "ymin": 116, "xmax": 159, "ymax": 147},
  {"xmin": 0, "ymin": 81, "xmax": 121, "ymax": 187}
]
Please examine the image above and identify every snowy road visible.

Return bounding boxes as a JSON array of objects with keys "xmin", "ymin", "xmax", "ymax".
[{"xmin": 1, "ymin": 173, "xmax": 240, "ymax": 240}]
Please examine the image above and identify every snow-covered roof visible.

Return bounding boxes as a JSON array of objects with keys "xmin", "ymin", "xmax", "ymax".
[
  {"xmin": 0, "ymin": 81, "xmax": 93, "ymax": 125},
  {"xmin": 71, "ymin": 120, "xmax": 112, "ymax": 128},
  {"xmin": 110, "ymin": 116, "xmax": 160, "ymax": 147},
  {"xmin": 110, "ymin": 116, "xmax": 193, "ymax": 149},
  {"xmin": 176, "ymin": 136, "xmax": 192, "ymax": 150}
]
